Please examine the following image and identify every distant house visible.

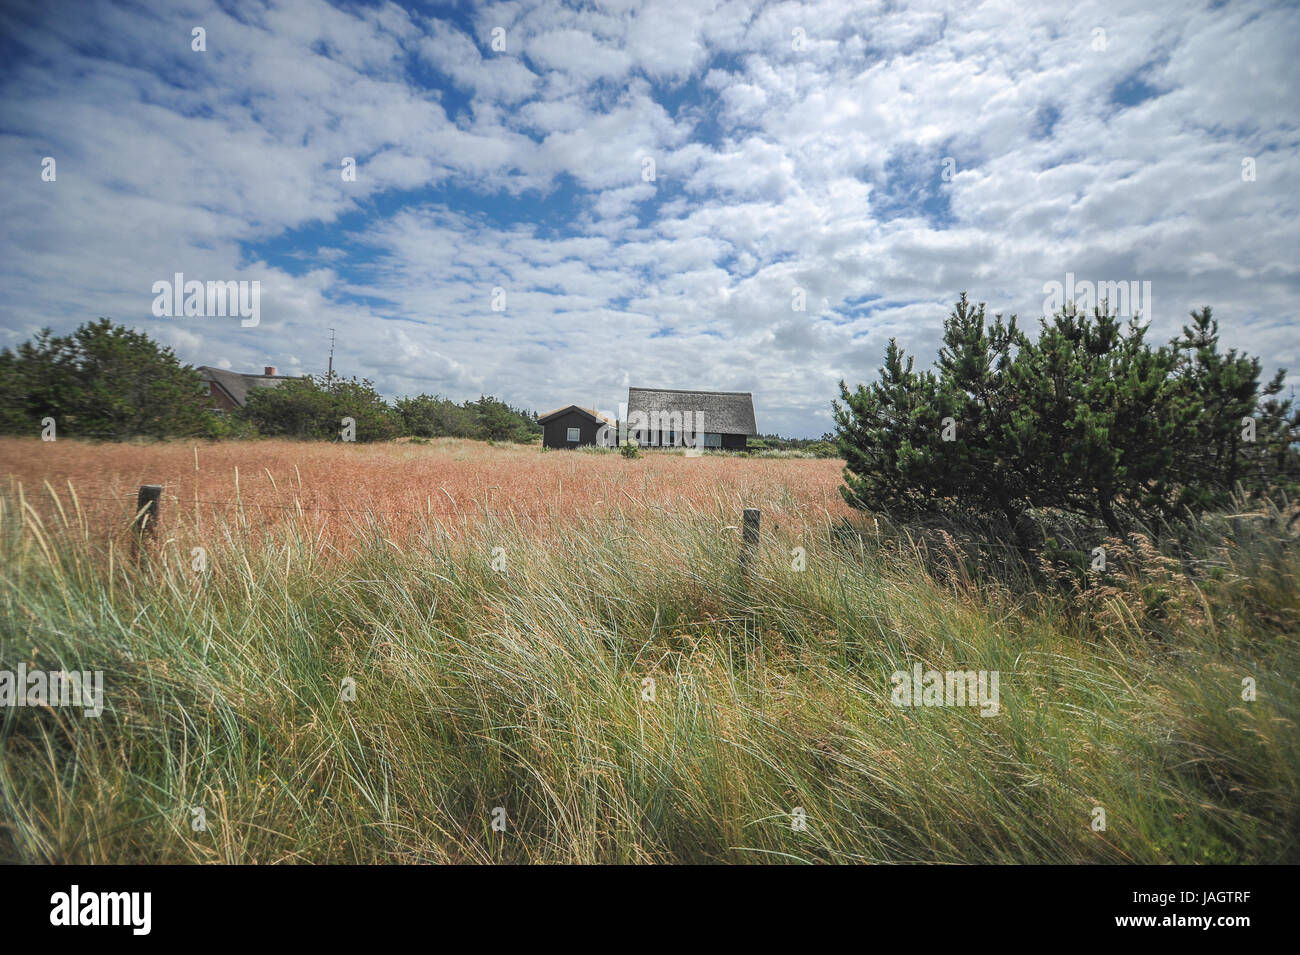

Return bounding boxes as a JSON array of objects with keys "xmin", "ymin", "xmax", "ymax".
[
  {"xmin": 538, "ymin": 405, "xmax": 617, "ymax": 449},
  {"xmin": 627, "ymin": 386, "xmax": 758, "ymax": 451},
  {"xmin": 198, "ymin": 365, "xmax": 293, "ymax": 412}
]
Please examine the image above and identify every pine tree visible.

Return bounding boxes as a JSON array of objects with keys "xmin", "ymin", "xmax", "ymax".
[
  {"xmin": 0, "ymin": 319, "xmax": 219, "ymax": 438},
  {"xmin": 834, "ymin": 295, "xmax": 1291, "ymax": 537},
  {"xmin": 834, "ymin": 338, "xmax": 944, "ymax": 519}
]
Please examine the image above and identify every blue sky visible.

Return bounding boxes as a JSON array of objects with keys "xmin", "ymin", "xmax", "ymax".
[{"xmin": 1, "ymin": 0, "xmax": 1298, "ymax": 436}]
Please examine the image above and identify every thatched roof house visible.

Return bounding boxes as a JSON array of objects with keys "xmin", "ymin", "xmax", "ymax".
[
  {"xmin": 626, "ymin": 386, "xmax": 758, "ymax": 450},
  {"xmin": 198, "ymin": 365, "xmax": 292, "ymax": 411}
]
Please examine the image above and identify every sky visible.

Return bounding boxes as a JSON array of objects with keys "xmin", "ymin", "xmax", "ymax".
[{"xmin": 0, "ymin": 0, "xmax": 1297, "ymax": 437}]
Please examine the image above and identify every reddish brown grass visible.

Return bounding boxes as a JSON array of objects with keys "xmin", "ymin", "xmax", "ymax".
[{"xmin": 0, "ymin": 438, "xmax": 850, "ymax": 546}]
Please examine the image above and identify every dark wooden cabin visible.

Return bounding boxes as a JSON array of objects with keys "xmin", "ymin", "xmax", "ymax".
[{"xmin": 538, "ymin": 405, "xmax": 617, "ymax": 449}]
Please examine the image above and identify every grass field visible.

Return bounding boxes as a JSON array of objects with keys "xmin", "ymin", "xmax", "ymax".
[
  {"xmin": 1, "ymin": 438, "xmax": 1297, "ymax": 863},
  {"xmin": 0, "ymin": 437, "xmax": 851, "ymax": 545}
]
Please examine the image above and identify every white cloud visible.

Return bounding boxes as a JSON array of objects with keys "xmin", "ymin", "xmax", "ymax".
[{"xmin": 0, "ymin": 0, "xmax": 1296, "ymax": 437}]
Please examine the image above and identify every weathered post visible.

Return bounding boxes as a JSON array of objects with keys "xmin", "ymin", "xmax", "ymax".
[
  {"xmin": 134, "ymin": 484, "xmax": 162, "ymax": 555},
  {"xmin": 740, "ymin": 507, "xmax": 760, "ymax": 576}
]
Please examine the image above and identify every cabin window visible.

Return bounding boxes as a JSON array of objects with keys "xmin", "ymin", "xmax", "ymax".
[
  {"xmin": 704, "ymin": 433, "xmax": 722, "ymax": 447},
  {"xmin": 566, "ymin": 427, "xmax": 580, "ymax": 442}
]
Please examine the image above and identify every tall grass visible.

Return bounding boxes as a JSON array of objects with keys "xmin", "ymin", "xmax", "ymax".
[{"xmin": 0, "ymin": 480, "xmax": 1296, "ymax": 863}]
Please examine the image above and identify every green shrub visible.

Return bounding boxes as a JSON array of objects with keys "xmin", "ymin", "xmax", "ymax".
[
  {"xmin": 0, "ymin": 319, "xmax": 223, "ymax": 439},
  {"xmin": 835, "ymin": 294, "xmax": 1300, "ymax": 535},
  {"xmin": 240, "ymin": 374, "xmax": 401, "ymax": 442}
]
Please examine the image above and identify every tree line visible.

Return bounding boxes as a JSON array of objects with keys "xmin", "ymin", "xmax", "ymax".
[
  {"xmin": 0, "ymin": 319, "xmax": 541, "ymax": 443},
  {"xmin": 835, "ymin": 295, "xmax": 1300, "ymax": 536}
]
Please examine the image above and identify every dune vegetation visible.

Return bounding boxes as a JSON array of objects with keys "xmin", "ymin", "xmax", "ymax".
[{"xmin": 0, "ymin": 438, "xmax": 1296, "ymax": 863}]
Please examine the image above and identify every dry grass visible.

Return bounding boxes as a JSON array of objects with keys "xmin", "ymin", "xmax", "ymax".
[{"xmin": 0, "ymin": 437, "xmax": 851, "ymax": 547}]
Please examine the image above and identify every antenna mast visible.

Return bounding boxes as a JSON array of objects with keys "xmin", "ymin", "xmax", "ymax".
[{"xmin": 327, "ymin": 328, "xmax": 335, "ymax": 382}]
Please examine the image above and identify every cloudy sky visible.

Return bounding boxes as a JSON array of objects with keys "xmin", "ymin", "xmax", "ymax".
[{"xmin": 1, "ymin": 0, "xmax": 1296, "ymax": 436}]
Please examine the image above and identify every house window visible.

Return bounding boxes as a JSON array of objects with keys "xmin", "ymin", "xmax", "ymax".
[
  {"xmin": 704, "ymin": 433, "xmax": 722, "ymax": 447},
  {"xmin": 566, "ymin": 427, "xmax": 581, "ymax": 442}
]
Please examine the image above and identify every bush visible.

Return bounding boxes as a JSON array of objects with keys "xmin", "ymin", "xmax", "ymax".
[
  {"xmin": 0, "ymin": 319, "xmax": 223, "ymax": 439},
  {"xmin": 620, "ymin": 439, "xmax": 641, "ymax": 459},
  {"xmin": 835, "ymin": 294, "xmax": 1300, "ymax": 535},
  {"xmin": 239, "ymin": 374, "xmax": 401, "ymax": 442},
  {"xmin": 395, "ymin": 393, "xmax": 539, "ymax": 443}
]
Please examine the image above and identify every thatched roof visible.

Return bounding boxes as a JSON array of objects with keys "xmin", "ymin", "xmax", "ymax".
[
  {"xmin": 627, "ymin": 387, "xmax": 758, "ymax": 436},
  {"xmin": 198, "ymin": 366, "xmax": 291, "ymax": 407}
]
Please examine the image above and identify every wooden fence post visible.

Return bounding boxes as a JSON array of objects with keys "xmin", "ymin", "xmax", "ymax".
[
  {"xmin": 134, "ymin": 484, "xmax": 162, "ymax": 547},
  {"xmin": 740, "ymin": 507, "xmax": 760, "ymax": 576}
]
